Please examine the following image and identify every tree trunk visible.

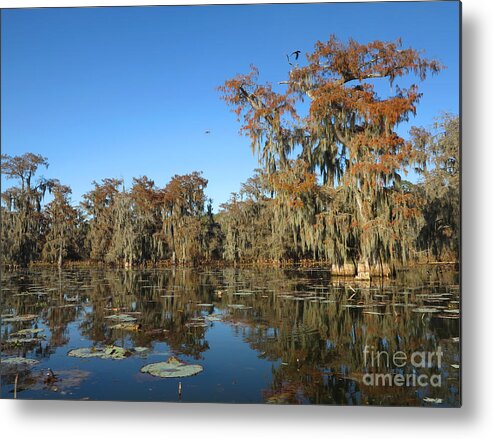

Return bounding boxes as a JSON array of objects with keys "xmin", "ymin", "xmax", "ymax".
[
  {"xmin": 58, "ymin": 235, "xmax": 64, "ymax": 268},
  {"xmin": 330, "ymin": 263, "xmax": 356, "ymax": 276},
  {"xmin": 355, "ymin": 259, "xmax": 371, "ymax": 280}
]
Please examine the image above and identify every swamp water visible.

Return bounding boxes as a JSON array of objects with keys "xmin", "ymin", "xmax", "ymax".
[{"xmin": 0, "ymin": 267, "xmax": 460, "ymax": 406}]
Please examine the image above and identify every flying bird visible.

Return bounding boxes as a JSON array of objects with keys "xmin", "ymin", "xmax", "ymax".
[
  {"xmin": 286, "ymin": 50, "xmax": 301, "ymax": 66},
  {"xmin": 204, "ymin": 130, "xmax": 211, "ymax": 135},
  {"xmin": 291, "ymin": 50, "xmax": 301, "ymax": 60}
]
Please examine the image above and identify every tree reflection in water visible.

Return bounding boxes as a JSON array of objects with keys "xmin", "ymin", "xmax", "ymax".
[{"xmin": 0, "ymin": 266, "xmax": 460, "ymax": 406}]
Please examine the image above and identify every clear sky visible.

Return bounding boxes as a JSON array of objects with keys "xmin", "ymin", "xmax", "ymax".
[{"xmin": 1, "ymin": 1, "xmax": 460, "ymax": 210}]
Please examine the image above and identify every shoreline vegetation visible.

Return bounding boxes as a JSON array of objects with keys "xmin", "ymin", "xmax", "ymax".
[
  {"xmin": 5, "ymin": 259, "xmax": 459, "ymax": 272},
  {"xmin": 1, "ymin": 37, "xmax": 459, "ymax": 279}
]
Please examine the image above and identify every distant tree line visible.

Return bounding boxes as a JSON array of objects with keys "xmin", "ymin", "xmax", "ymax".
[
  {"xmin": 1, "ymin": 37, "xmax": 459, "ymax": 277},
  {"xmin": 0, "ymin": 113, "xmax": 459, "ymax": 273},
  {"xmin": 1, "ymin": 161, "xmax": 222, "ymax": 268}
]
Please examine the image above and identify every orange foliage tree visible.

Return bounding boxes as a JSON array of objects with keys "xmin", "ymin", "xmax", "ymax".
[{"xmin": 219, "ymin": 36, "xmax": 442, "ymax": 275}]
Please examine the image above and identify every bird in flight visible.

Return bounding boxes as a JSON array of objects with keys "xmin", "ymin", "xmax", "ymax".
[
  {"xmin": 286, "ymin": 50, "xmax": 301, "ymax": 66},
  {"xmin": 291, "ymin": 50, "xmax": 301, "ymax": 60},
  {"xmin": 204, "ymin": 130, "xmax": 211, "ymax": 135}
]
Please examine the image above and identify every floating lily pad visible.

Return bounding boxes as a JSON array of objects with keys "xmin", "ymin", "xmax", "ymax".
[
  {"xmin": 363, "ymin": 311, "xmax": 391, "ymax": 316},
  {"xmin": 227, "ymin": 304, "xmax": 252, "ymax": 310},
  {"xmin": 412, "ymin": 307, "xmax": 440, "ymax": 313},
  {"xmin": 38, "ymin": 369, "xmax": 91, "ymax": 392},
  {"xmin": 185, "ymin": 321, "xmax": 208, "ymax": 328},
  {"xmin": 145, "ymin": 328, "xmax": 169, "ymax": 335},
  {"xmin": 132, "ymin": 346, "xmax": 151, "ymax": 355},
  {"xmin": 205, "ymin": 314, "xmax": 222, "ymax": 322},
  {"xmin": 436, "ymin": 313, "xmax": 460, "ymax": 319},
  {"xmin": 11, "ymin": 328, "xmax": 44, "ymax": 337},
  {"xmin": 104, "ymin": 314, "xmax": 137, "ymax": 323},
  {"xmin": 1, "ymin": 357, "xmax": 39, "ymax": 367},
  {"xmin": 2, "ymin": 314, "xmax": 39, "ymax": 323},
  {"xmin": 4, "ymin": 337, "xmax": 43, "ymax": 344},
  {"xmin": 197, "ymin": 303, "xmax": 214, "ymax": 307},
  {"xmin": 68, "ymin": 345, "xmax": 131, "ymax": 360},
  {"xmin": 190, "ymin": 317, "xmax": 206, "ymax": 322},
  {"xmin": 109, "ymin": 322, "xmax": 141, "ymax": 331},
  {"xmin": 140, "ymin": 356, "xmax": 203, "ymax": 378},
  {"xmin": 0, "ymin": 357, "xmax": 39, "ymax": 373}
]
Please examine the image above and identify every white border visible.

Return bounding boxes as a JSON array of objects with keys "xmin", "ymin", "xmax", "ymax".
[{"xmin": 2, "ymin": 0, "xmax": 493, "ymax": 438}]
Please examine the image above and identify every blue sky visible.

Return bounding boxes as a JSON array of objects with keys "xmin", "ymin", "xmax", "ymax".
[{"xmin": 1, "ymin": 1, "xmax": 460, "ymax": 210}]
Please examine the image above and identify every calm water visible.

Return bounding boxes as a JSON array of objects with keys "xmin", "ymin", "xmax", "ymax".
[{"xmin": 0, "ymin": 267, "xmax": 460, "ymax": 406}]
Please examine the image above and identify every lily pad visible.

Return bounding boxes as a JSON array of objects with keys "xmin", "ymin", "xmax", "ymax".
[
  {"xmin": 1, "ymin": 357, "xmax": 39, "ymax": 374},
  {"xmin": 205, "ymin": 314, "xmax": 222, "ymax": 321},
  {"xmin": 140, "ymin": 356, "xmax": 203, "ymax": 378},
  {"xmin": 109, "ymin": 322, "xmax": 141, "ymax": 331},
  {"xmin": 2, "ymin": 314, "xmax": 39, "ymax": 323},
  {"xmin": 11, "ymin": 328, "xmax": 45, "ymax": 337},
  {"xmin": 436, "ymin": 313, "xmax": 460, "ymax": 319},
  {"xmin": 104, "ymin": 314, "xmax": 137, "ymax": 323},
  {"xmin": 363, "ymin": 311, "xmax": 391, "ymax": 316},
  {"xmin": 4, "ymin": 337, "xmax": 43, "ymax": 344},
  {"xmin": 1, "ymin": 357, "xmax": 39, "ymax": 367},
  {"xmin": 227, "ymin": 304, "xmax": 252, "ymax": 310},
  {"xmin": 185, "ymin": 321, "xmax": 208, "ymax": 328},
  {"xmin": 412, "ymin": 307, "xmax": 440, "ymax": 313},
  {"xmin": 68, "ymin": 345, "xmax": 131, "ymax": 360},
  {"xmin": 132, "ymin": 346, "xmax": 151, "ymax": 355}
]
